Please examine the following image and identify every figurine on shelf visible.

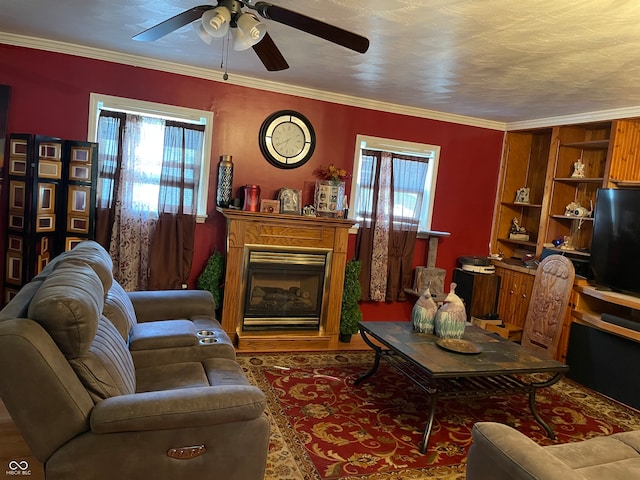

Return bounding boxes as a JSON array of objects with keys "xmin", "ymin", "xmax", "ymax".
[
  {"xmin": 514, "ymin": 187, "xmax": 530, "ymax": 204},
  {"xmin": 509, "ymin": 218, "xmax": 530, "ymax": 241},
  {"xmin": 572, "ymin": 159, "xmax": 585, "ymax": 178}
]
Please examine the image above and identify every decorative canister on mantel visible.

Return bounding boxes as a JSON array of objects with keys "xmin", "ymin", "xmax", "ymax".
[
  {"xmin": 243, "ymin": 184, "xmax": 261, "ymax": 212},
  {"xmin": 314, "ymin": 164, "xmax": 348, "ymax": 217},
  {"xmin": 216, "ymin": 154, "xmax": 234, "ymax": 208}
]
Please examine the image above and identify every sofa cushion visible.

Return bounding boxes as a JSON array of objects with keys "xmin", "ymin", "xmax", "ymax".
[
  {"xmin": 103, "ymin": 281, "xmax": 137, "ymax": 341},
  {"xmin": 70, "ymin": 316, "xmax": 136, "ymax": 402},
  {"xmin": 56, "ymin": 240, "xmax": 114, "ymax": 293},
  {"xmin": 27, "ymin": 261, "xmax": 104, "ymax": 359},
  {"xmin": 136, "ymin": 362, "xmax": 209, "ymax": 392},
  {"xmin": 129, "ymin": 320, "xmax": 198, "ymax": 350}
]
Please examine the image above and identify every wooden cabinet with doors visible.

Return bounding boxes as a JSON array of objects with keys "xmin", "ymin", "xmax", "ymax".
[{"xmin": 493, "ymin": 262, "xmax": 535, "ymax": 327}]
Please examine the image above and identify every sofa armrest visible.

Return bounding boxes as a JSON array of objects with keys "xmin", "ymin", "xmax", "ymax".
[
  {"xmin": 127, "ymin": 290, "xmax": 216, "ymax": 323},
  {"xmin": 90, "ymin": 385, "xmax": 265, "ymax": 433},
  {"xmin": 466, "ymin": 422, "xmax": 586, "ymax": 480}
]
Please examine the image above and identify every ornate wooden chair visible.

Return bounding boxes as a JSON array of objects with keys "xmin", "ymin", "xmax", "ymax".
[
  {"xmin": 520, "ymin": 255, "xmax": 575, "ymax": 358},
  {"xmin": 488, "ymin": 255, "xmax": 575, "ymax": 359}
]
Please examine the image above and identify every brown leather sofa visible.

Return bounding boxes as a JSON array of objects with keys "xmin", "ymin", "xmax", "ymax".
[{"xmin": 0, "ymin": 241, "xmax": 269, "ymax": 480}]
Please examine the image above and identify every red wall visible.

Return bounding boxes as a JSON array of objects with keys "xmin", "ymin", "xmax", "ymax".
[{"xmin": 0, "ymin": 43, "xmax": 505, "ymax": 320}]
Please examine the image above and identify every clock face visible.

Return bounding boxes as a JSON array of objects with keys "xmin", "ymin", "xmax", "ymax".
[{"xmin": 259, "ymin": 110, "xmax": 315, "ymax": 169}]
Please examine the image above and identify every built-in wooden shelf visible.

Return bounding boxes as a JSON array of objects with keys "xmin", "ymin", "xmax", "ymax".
[
  {"xmin": 572, "ymin": 284, "xmax": 640, "ymax": 343},
  {"xmin": 553, "ymin": 177, "xmax": 605, "ymax": 183},
  {"xmin": 561, "ymin": 140, "xmax": 609, "ymax": 150},
  {"xmin": 611, "ymin": 180, "xmax": 640, "ymax": 188}
]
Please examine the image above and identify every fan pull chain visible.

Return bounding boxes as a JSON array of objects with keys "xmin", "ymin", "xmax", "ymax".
[{"xmin": 220, "ymin": 32, "xmax": 230, "ymax": 81}]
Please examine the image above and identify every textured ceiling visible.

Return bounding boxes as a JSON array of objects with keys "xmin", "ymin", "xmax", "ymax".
[{"xmin": 2, "ymin": 0, "xmax": 640, "ymax": 125}]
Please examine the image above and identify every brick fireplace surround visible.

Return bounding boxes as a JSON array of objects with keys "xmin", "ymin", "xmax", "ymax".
[{"xmin": 218, "ymin": 208, "xmax": 355, "ymax": 352}]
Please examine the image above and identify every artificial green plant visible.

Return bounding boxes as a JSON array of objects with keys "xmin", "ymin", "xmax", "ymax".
[
  {"xmin": 340, "ymin": 259, "xmax": 363, "ymax": 338},
  {"xmin": 197, "ymin": 249, "xmax": 225, "ymax": 311}
]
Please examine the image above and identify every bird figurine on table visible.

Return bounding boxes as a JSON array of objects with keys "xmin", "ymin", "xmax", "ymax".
[
  {"xmin": 435, "ymin": 282, "xmax": 467, "ymax": 339},
  {"xmin": 412, "ymin": 288, "xmax": 438, "ymax": 334}
]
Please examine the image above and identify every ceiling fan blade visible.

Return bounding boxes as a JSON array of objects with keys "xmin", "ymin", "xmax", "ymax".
[
  {"xmin": 253, "ymin": 33, "xmax": 289, "ymax": 71},
  {"xmin": 133, "ymin": 5, "xmax": 216, "ymax": 42},
  {"xmin": 252, "ymin": 2, "xmax": 369, "ymax": 54}
]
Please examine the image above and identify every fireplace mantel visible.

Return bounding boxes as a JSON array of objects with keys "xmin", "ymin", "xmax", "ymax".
[{"xmin": 217, "ymin": 207, "xmax": 356, "ymax": 351}]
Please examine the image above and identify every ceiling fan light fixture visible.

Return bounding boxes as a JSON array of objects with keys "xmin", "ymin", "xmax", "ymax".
[
  {"xmin": 201, "ymin": 6, "xmax": 231, "ymax": 38},
  {"xmin": 193, "ymin": 21, "xmax": 214, "ymax": 45},
  {"xmin": 235, "ymin": 12, "xmax": 266, "ymax": 45}
]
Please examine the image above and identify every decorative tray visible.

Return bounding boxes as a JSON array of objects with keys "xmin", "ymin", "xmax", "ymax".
[{"xmin": 436, "ymin": 338, "xmax": 483, "ymax": 354}]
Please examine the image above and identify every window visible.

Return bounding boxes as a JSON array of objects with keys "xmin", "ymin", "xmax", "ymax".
[
  {"xmin": 350, "ymin": 135, "xmax": 440, "ymax": 232},
  {"xmin": 87, "ymin": 93, "xmax": 213, "ymax": 222}
]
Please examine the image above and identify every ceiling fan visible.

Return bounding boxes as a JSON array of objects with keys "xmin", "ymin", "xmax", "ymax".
[{"xmin": 133, "ymin": 0, "xmax": 370, "ymax": 72}]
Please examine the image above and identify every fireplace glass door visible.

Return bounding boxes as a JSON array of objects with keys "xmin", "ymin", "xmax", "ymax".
[{"xmin": 243, "ymin": 250, "xmax": 329, "ymax": 329}]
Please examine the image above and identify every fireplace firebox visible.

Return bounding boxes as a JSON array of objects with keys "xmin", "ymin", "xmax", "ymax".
[{"xmin": 242, "ymin": 249, "xmax": 332, "ymax": 330}]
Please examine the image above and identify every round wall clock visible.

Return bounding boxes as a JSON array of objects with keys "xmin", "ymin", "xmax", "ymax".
[{"xmin": 259, "ymin": 110, "xmax": 316, "ymax": 169}]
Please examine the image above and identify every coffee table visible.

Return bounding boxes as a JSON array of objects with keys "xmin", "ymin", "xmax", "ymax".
[{"xmin": 355, "ymin": 321, "xmax": 569, "ymax": 453}]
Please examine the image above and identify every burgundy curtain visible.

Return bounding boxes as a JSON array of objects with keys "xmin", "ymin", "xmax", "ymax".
[{"xmin": 147, "ymin": 121, "xmax": 204, "ymax": 290}]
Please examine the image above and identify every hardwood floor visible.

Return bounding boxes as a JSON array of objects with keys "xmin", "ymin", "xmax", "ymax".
[
  {"xmin": 0, "ymin": 399, "xmax": 44, "ymax": 479},
  {"xmin": 0, "ymin": 336, "xmax": 372, "ymax": 479}
]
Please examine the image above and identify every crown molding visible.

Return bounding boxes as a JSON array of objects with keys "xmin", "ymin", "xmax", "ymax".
[
  {"xmin": 0, "ymin": 32, "xmax": 508, "ymax": 130},
  {"xmin": 505, "ymin": 106, "xmax": 640, "ymax": 130},
  {"xmin": 6, "ymin": 32, "xmax": 638, "ymax": 132}
]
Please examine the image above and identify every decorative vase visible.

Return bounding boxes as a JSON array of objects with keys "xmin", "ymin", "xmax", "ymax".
[
  {"xmin": 243, "ymin": 184, "xmax": 261, "ymax": 212},
  {"xmin": 216, "ymin": 154, "xmax": 234, "ymax": 208},
  {"xmin": 314, "ymin": 179, "xmax": 345, "ymax": 217},
  {"xmin": 412, "ymin": 288, "xmax": 437, "ymax": 334},
  {"xmin": 434, "ymin": 283, "xmax": 467, "ymax": 339}
]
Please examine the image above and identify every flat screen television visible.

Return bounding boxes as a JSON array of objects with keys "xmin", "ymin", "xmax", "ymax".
[{"xmin": 589, "ymin": 188, "xmax": 640, "ymax": 296}]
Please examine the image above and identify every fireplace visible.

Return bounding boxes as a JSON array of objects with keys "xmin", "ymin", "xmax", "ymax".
[
  {"xmin": 242, "ymin": 248, "xmax": 331, "ymax": 330},
  {"xmin": 218, "ymin": 208, "xmax": 355, "ymax": 351}
]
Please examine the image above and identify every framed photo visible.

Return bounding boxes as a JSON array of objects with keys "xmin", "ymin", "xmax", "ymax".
[
  {"xmin": 9, "ymin": 158, "xmax": 27, "ymax": 175},
  {"xmin": 38, "ymin": 183, "xmax": 56, "ymax": 213},
  {"xmin": 260, "ymin": 199, "xmax": 280, "ymax": 214},
  {"xmin": 36, "ymin": 214, "xmax": 56, "ymax": 232},
  {"xmin": 277, "ymin": 187, "xmax": 302, "ymax": 215},
  {"xmin": 38, "ymin": 142, "xmax": 61, "ymax": 160},
  {"xmin": 37, "ymin": 254, "xmax": 50, "ymax": 273},
  {"xmin": 8, "ymin": 214, "xmax": 24, "ymax": 230},
  {"xmin": 38, "ymin": 160, "xmax": 61, "ymax": 179},
  {"xmin": 10, "ymin": 139, "xmax": 28, "ymax": 157},
  {"xmin": 68, "ymin": 185, "xmax": 90, "ymax": 214},
  {"xmin": 8, "ymin": 236, "xmax": 23, "ymax": 252},
  {"xmin": 9, "ymin": 181, "xmax": 25, "ymax": 210},
  {"xmin": 4, "ymin": 288, "xmax": 19, "ymax": 304},
  {"xmin": 6, "ymin": 253, "xmax": 22, "ymax": 283},
  {"xmin": 65, "ymin": 237, "xmax": 84, "ymax": 251},
  {"xmin": 70, "ymin": 164, "xmax": 91, "ymax": 181},
  {"xmin": 68, "ymin": 216, "xmax": 89, "ymax": 233},
  {"xmin": 70, "ymin": 146, "xmax": 91, "ymax": 163}
]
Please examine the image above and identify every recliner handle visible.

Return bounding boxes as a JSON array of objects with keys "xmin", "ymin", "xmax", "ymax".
[{"xmin": 167, "ymin": 445, "xmax": 206, "ymax": 459}]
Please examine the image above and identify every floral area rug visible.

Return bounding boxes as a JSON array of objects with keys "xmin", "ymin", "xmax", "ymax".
[{"xmin": 236, "ymin": 351, "xmax": 640, "ymax": 480}]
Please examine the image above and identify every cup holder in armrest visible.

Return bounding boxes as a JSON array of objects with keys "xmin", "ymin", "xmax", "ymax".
[
  {"xmin": 199, "ymin": 337, "xmax": 219, "ymax": 344},
  {"xmin": 197, "ymin": 330, "xmax": 216, "ymax": 337}
]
